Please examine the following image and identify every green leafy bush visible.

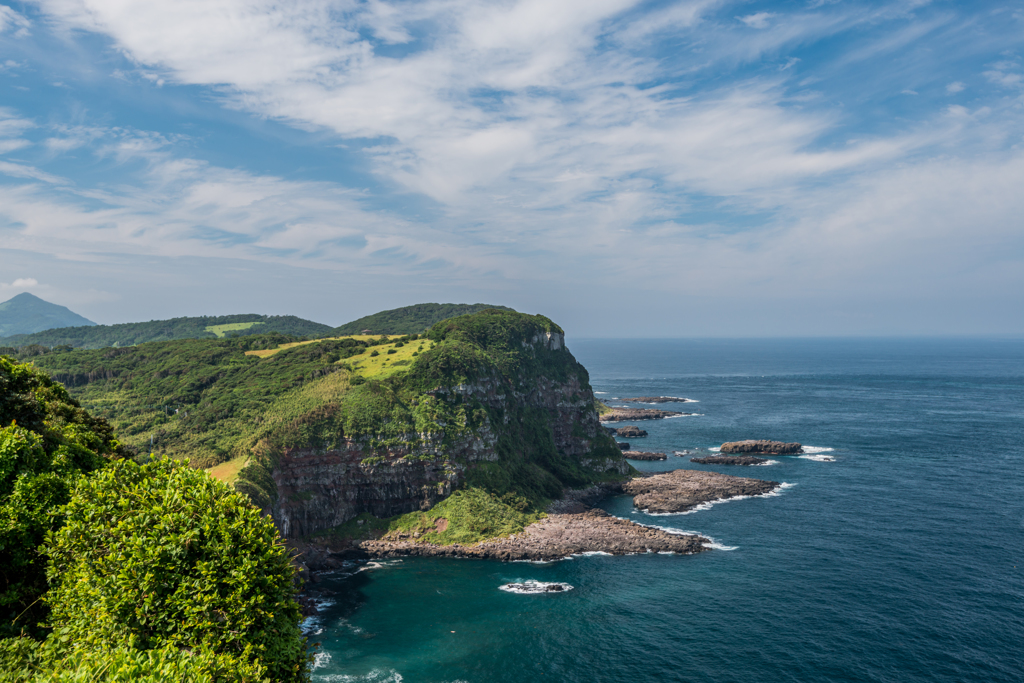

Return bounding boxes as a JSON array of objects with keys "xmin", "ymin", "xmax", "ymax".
[
  {"xmin": 43, "ymin": 458, "xmax": 308, "ymax": 681},
  {"xmin": 0, "ymin": 636, "xmax": 263, "ymax": 682},
  {"xmin": 0, "ymin": 356, "xmax": 121, "ymax": 638}
]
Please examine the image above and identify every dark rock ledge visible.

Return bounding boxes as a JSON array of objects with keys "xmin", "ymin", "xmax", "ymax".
[
  {"xmin": 622, "ymin": 451, "xmax": 668, "ymax": 461},
  {"xmin": 600, "ymin": 408, "xmax": 687, "ymax": 422},
  {"xmin": 691, "ymin": 455, "xmax": 768, "ymax": 466},
  {"xmin": 720, "ymin": 440, "xmax": 802, "ymax": 454}
]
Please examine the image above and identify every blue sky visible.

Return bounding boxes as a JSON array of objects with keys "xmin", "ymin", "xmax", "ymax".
[{"xmin": 1, "ymin": 0, "xmax": 1022, "ymax": 336}]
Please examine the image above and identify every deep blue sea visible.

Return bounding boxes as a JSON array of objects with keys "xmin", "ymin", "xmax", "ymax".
[{"xmin": 306, "ymin": 338, "xmax": 1024, "ymax": 683}]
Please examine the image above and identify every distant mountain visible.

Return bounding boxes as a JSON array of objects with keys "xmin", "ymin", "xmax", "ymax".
[
  {"xmin": 0, "ymin": 292, "xmax": 96, "ymax": 337},
  {"xmin": 333, "ymin": 303, "xmax": 515, "ymax": 336},
  {"xmin": 0, "ymin": 313, "xmax": 333, "ymax": 350}
]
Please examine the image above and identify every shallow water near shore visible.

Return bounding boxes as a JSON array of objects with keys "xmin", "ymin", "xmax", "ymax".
[{"xmin": 307, "ymin": 338, "xmax": 1024, "ymax": 683}]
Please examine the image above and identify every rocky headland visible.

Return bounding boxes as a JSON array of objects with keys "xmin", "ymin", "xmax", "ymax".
[
  {"xmin": 720, "ymin": 440, "xmax": 802, "ymax": 455},
  {"xmin": 600, "ymin": 408, "xmax": 687, "ymax": 422},
  {"xmin": 619, "ymin": 396, "xmax": 695, "ymax": 403},
  {"xmin": 622, "ymin": 451, "xmax": 668, "ymax": 461},
  {"xmin": 691, "ymin": 455, "xmax": 768, "ymax": 466},
  {"xmin": 622, "ymin": 469, "xmax": 780, "ymax": 513}
]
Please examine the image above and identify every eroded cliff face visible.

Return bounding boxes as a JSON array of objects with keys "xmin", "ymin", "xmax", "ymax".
[{"xmin": 269, "ymin": 330, "xmax": 628, "ymax": 540}]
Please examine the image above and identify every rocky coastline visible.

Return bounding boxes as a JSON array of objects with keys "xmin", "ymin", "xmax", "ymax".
[
  {"xmin": 612, "ymin": 425, "xmax": 648, "ymax": 437},
  {"xmin": 691, "ymin": 455, "xmax": 768, "ymax": 466}
]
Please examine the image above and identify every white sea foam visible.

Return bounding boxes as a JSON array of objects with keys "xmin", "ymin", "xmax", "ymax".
[
  {"xmin": 708, "ymin": 446, "xmax": 721, "ymax": 452},
  {"xmin": 664, "ymin": 413, "xmax": 702, "ymax": 419},
  {"xmin": 762, "ymin": 482, "xmax": 796, "ymax": 497},
  {"xmin": 755, "ymin": 460, "xmax": 780, "ymax": 466},
  {"xmin": 801, "ymin": 445, "xmax": 834, "ymax": 453},
  {"xmin": 499, "ymin": 581, "xmax": 574, "ymax": 594},
  {"xmin": 313, "ymin": 670, "xmax": 404, "ymax": 683},
  {"xmin": 627, "ymin": 520, "xmax": 738, "ymax": 551},
  {"xmin": 574, "ymin": 550, "xmax": 612, "ymax": 557},
  {"xmin": 594, "ymin": 391, "xmax": 607, "ymax": 394},
  {"xmin": 799, "ymin": 454, "xmax": 836, "ymax": 462},
  {"xmin": 312, "ymin": 652, "xmax": 332, "ymax": 671}
]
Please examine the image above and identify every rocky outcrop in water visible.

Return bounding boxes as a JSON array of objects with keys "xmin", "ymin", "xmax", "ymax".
[
  {"xmin": 622, "ymin": 469, "xmax": 779, "ymax": 513},
  {"xmin": 600, "ymin": 408, "xmax": 687, "ymax": 422},
  {"xmin": 720, "ymin": 440, "xmax": 801, "ymax": 454},
  {"xmin": 623, "ymin": 451, "xmax": 668, "ymax": 461},
  {"xmin": 691, "ymin": 455, "xmax": 768, "ymax": 466},
  {"xmin": 614, "ymin": 425, "xmax": 648, "ymax": 438}
]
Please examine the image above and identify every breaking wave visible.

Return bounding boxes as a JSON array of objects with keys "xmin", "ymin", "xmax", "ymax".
[{"xmin": 499, "ymin": 581, "xmax": 574, "ymax": 594}]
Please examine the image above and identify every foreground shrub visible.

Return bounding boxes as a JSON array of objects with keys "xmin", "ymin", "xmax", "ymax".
[
  {"xmin": 0, "ymin": 635, "xmax": 264, "ymax": 682},
  {"xmin": 0, "ymin": 356, "xmax": 121, "ymax": 638},
  {"xmin": 44, "ymin": 458, "xmax": 308, "ymax": 681}
]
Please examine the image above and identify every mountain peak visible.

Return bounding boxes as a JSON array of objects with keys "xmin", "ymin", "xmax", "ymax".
[{"xmin": 0, "ymin": 293, "xmax": 97, "ymax": 338}]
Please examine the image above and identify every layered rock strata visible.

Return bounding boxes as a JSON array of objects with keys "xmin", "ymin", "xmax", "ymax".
[
  {"xmin": 691, "ymin": 456, "xmax": 768, "ymax": 466},
  {"xmin": 720, "ymin": 440, "xmax": 802, "ymax": 454},
  {"xmin": 622, "ymin": 469, "xmax": 779, "ymax": 513}
]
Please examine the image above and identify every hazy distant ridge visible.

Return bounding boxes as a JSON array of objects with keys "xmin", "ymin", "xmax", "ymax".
[
  {"xmin": 1, "ymin": 313, "xmax": 332, "ymax": 349},
  {"xmin": 0, "ymin": 292, "xmax": 96, "ymax": 337}
]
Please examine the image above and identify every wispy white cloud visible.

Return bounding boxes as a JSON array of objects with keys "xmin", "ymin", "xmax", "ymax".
[
  {"xmin": 738, "ymin": 12, "xmax": 775, "ymax": 29},
  {"xmin": 946, "ymin": 81, "xmax": 965, "ymax": 93}
]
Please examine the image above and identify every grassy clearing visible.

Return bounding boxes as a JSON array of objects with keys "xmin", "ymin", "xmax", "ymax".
[
  {"xmin": 347, "ymin": 338, "xmax": 435, "ymax": 379},
  {"xmin": 206, "ymin": 454, "xmax": 249, "ymax": 484},
  {"xmin": 320, "ymin": 488, "xmax": 544, "ymax": 546},
  {"xmin": 244, "ymin": 335, "xmax": 392, "ymax": 359},
  {"xmin": 206, "ymin": 321, "xmax": 264, "ymax": 337}
]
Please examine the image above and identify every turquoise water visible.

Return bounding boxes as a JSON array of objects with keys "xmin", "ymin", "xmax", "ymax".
[{"xmin": 306, "ymin": 339, "xmax": 1024, "ymax": 682}]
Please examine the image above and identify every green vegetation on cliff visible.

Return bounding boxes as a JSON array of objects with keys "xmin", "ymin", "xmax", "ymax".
[
  {"xmin": 333, "ymin": 302, "xmax": 513, "ymax": 335},
  {"xmin": 0, "ymin": 313, "xmax": 333, "ymax": 350}
]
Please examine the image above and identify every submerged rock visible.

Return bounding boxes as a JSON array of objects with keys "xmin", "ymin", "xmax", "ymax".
[
  {"xmin": 720, "ymin": 440, "xmax": 802, "ymax": 455},
  {"xmin": 622, "ymin": 469, "xmax": 779, "ymax": 513},
  {"xmin": 691, "ymin": 455, "xmax": 768, "ymax": 466}
]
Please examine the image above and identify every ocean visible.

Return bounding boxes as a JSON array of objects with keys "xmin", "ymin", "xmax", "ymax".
[{"xmin": 304, "ymin": 338, "xmax": 1024, "ymax": 682}]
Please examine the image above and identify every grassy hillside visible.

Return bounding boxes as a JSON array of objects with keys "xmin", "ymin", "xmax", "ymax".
[
  {"xmin": 0, "ymin": 292, "xmax": 95, "ymax": 337},
  {"xmin": 333, "ymin": 303, "xmax": 513, "ymax": 335},
  {"xmin": 0, "ymin": 313, "xmax": 332, "ymax": 350}
]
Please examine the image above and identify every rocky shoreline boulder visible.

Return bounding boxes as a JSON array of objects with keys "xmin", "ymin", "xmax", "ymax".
[
  {"xmin": 720, "ymin": 439, "xmax": 802, "ymax": 454},
  {"xmin": 619, "ymin": 396, "xmax": 693, "ymax": 403}
]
